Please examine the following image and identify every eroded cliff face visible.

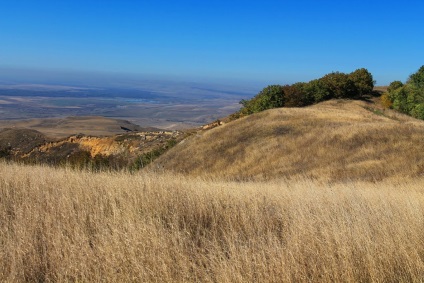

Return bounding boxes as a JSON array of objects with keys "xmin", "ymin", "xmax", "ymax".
[
  {"xmin": 36, "ymin": 131, "xmax": 181, "ymax": 155},
  {"xmin": 3, "ymin": 129, "xmax": 183, "ymax": 168},
  {"xmin": 35, "ymin": 136, "xmax": 128, "ymax": 158}
]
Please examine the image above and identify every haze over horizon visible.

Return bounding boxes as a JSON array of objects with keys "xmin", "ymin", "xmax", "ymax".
[{"xmin": 1, "ymin": 0, "xmax": 424, "ymax": 87}]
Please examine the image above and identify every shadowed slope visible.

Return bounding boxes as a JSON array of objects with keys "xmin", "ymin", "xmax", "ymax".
[{"xmin": 155, "ymin": 100, "xmax": 424, "ymax": 181}]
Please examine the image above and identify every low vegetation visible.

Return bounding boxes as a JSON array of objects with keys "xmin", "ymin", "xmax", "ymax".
[{"xmin": 1, "ymin": 162, "xmax": 424, "ymax": 282}]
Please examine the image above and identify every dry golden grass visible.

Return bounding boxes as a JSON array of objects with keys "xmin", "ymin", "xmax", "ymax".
[
  {"xmin": 156, "ymin": 99, "xmax": 424, "ymax": 181},
  {"xmin": 1, "ymin": 161, "xmax": 424, "ymax": 282}
]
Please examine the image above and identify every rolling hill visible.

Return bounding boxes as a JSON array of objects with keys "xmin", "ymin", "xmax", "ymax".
[
  {"xmin": 154, "ymin": 99, "xmax": 424, "ymax": 182},
  {"xmin": 0, "ymin": 116, "xmax": 158, "ymax": 139}
]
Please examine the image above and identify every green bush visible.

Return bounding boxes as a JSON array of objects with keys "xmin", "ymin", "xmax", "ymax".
[
  {"xmin": 239, "ymin": 85, "xmax": 285, "ymax": 114},
  {"xmin": 282, "ymin": 82, "xmax": 312, "ymax": 107},
  {"xmin": 304, "ymin": 79, "xmax": 332, "ymax": 102},
  {"xmin": 349, "ymin": 68, "xmax": 375, "ymax": 96},
  {"xmin": 387, "ymin": 80, "xmax": 403, "ymax": 94},
  {"xmin": 411, "ymin": 103, "xmax": 424, "ymax": 119},
  {"xmin": 132, "ymin": 138, "xmax": 178, "ymax": 171},
  {"xmin": 385, "ymin": 65, "xmax": 424, "ymax": 120},
  {"xmin": 320, "ymin": 72, "xmax": 357, "ymax": 99},
  {"xmin": 407, "ymin": 65, "xmax": 424, "ymax": 88}
]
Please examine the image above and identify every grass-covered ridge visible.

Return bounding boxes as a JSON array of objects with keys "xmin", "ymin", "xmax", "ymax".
[
  {"xmin": 1, "ymin": 162, "xmax": 424, "ymax": 282},
  {"xmin": 155, "ymin": 99, "xmax": 424, "ymax": 181}
]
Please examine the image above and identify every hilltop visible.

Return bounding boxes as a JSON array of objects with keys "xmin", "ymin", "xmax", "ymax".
[{"xmin": 154, "ymin": 99, "xmax": 424, "ymax": 182}]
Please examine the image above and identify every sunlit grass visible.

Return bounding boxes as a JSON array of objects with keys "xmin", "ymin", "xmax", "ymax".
[{"xmin": 1, "ymin": 162, "xmax": 424, "ymax": 282}]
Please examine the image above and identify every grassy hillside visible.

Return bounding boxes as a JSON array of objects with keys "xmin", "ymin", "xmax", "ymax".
[
  {"xmin": 155, "ymin": 99, "xmax": 424, "ymax": 181},
  {"xmin": 1, "ymin": 162, "xmax": 424, "ymax": 282}
]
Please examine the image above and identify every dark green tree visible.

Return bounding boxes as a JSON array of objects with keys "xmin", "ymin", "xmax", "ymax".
[
  {"xmin": 239, "ymin": 85, "xmax": 285, "ymax": 114},
  {"xmin": 388, "ymin": 66, "xmax": 424, "ymax": 119},
  {"xmin": 387, "ymin": 80, "xmax": 404, "ymax": 94},
  {"xmin": 349, "ymin": 68, "xmax": 375, "ymax": 96},
  {"xmin": 304, "ymin": 79, "xmax": 332, "ymax": 102},
  {"xmin": 407, "ymin": 65, "xmax": 424, "ymax": 87},
  {"xmin": 320, "ymin": 72, "xmax": 356, "ymax": 98},
  {"xmin": 282, "ymin": 82, "xmax": 312, "ymax": 107}
]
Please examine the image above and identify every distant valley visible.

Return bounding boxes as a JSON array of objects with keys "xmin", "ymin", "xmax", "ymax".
[{"xmin": 0, "ymin": 80, "xmax": 257, "ymax": 130}]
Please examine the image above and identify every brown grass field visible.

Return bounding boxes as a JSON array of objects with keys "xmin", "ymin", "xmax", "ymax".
[
  {"xmin": 1, "ymin": 162, "xmax": 424, "ymax": 282},
  {"xmin": 156, "ymin": 99, "xmax": 424, "ymax": 182}
]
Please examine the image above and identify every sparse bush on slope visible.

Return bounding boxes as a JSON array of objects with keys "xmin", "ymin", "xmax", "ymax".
[{"xmin": 234, "ymin": 68, "xmax": 374, "ymax": 117}]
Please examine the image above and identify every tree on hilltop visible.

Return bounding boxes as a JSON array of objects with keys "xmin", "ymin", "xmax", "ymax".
[
  {"xmin": 239, "ymin": 85, "xmax": 285, "ymax": 115},
  {"xmin": 234, "ymin": 68, "xmax": 376, "ymax": 118},
  {"xmin": 349, "ymin": 68, "xmax": 375, "ymax": 96}
]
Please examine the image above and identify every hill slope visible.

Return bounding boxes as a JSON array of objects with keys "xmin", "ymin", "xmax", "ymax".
[
  {"xmin": 0, "ymin": 127, "xmax": 183, "ymax": 169},
  {"xmin": 0, "ymin": 116, "xmax": 158, "ymax": 139},
  {"xmin": 155, "ymin": 99, "xmax": 424, "ymax": 181}
]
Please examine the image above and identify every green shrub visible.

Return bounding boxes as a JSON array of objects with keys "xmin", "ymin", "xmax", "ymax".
[
  {"xmin": 304, "ymin": 79, "xmax": 332, "ymax": 102},
  {"xmin": 282, "ymin": 82, "xmax": 312, "ymax": 107},
  {"xmin": 411, "ymin": 103, "xmax": 424, "ymax": 119},
  {"xmin": 387, "ymin": 81, "xmax": 403, "ymax": 94},
  {"xmin": 349, "ymin": 68, "xmax": 375, "ymax": 96},
  {"xmin": 132, "ymin": 138, "xmax": 178, "ymax": 171},
  {"xmin": 320, "ymin": 72, "xmax": 357, "ymax": 99},
  {"xmin": 239, "ymin": 85, "xmax": 285, "ymax": 114},
  {"xmin": 407, "ymin": 65, "xmax": 424, "ymax": 88},
  {"xmin": 385, "ymin": 66, "xmax": 424, "ymax": 120}
]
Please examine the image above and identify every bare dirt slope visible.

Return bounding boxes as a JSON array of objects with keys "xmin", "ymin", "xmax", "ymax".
[{"xmin": 154, "ymin": 99, "xmax": 424, "ymax": 181}]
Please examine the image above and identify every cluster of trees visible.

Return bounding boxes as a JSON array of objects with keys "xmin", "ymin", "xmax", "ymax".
[
  {"xmin": 235, "ymin": 68, "xmax": 374, "ymax": 117},
  {"xmin": 383, "ymin": 66, "xmax": 424, "ymax": 119}
]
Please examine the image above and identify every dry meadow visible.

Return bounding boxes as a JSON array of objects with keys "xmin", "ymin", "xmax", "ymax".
[
  {"xmin": 156, "ymin": 100, "xmax": 424, "ymax": 182},
  {"xmin": 1, "ymin": 162, "xmax": 424, "ymax": 282}
]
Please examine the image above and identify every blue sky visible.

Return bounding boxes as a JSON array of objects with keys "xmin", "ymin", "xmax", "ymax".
[{"xmin": 1, "ymin": 0, "xmax": 423, "ymax": 86}]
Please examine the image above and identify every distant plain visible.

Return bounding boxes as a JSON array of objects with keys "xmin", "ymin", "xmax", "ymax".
[{"xmin": 0, "ymin": 81, "xmax": 256, "ymax": 133}]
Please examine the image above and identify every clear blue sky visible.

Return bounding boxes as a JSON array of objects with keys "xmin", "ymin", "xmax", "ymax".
[{"xmin": 1, "ymin": 0, "xmax": 423, "ymax": 86}]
